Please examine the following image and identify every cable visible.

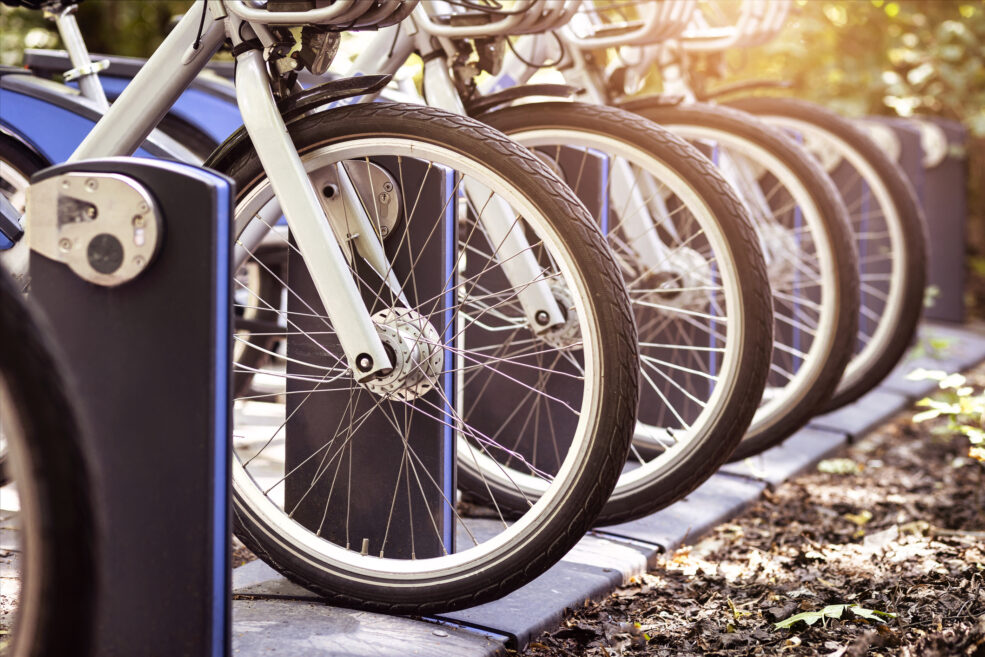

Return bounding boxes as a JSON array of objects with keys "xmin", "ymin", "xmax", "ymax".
[
  {"xmin": 505, "ymin": 31, "xmax": 564, "ymax": 69},
  {"xmin": 192, "ymin": 0, "xmax": 208, "ymax": 51}
]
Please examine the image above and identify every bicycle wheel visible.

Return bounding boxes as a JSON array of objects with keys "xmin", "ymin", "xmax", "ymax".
[
  {"xmin": 0, "ymin": 132, "xmax": 43, "ymax": 294},
  {"xmin": 621, "ymin": 101, "xmax": 859, "ymax": 460},
  {"xmin": 725, "ymin": 97, "xmax": 927, "ymax": 411},
  {"xmin": 480, "ymin": 101, "xmax": 773, "ymax": 524},
  {"xmin": 0, "ymin": 134, "xmax": 46, "ymax": 489},
  {"xmin": 0, "ymin": 266, "xmax": 96, "ymax": 657},
  {"xmin": 205, "ymin": 102, "xmax": 639, "ymax": 612}
]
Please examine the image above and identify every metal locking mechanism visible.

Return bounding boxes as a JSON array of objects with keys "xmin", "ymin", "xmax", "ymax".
[{"xmin": 27, "ymin": 172, "xmax": 162, "ymax": 287}]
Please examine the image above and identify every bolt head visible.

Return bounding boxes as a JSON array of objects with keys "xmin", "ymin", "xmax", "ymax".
[
  {"xmin": 380, "ymin": 225, "xmax": 390, "ymax": 236},
  {"xmin": 382, "ymin": 181, "xmax": 394, "ymax": 193},
  {"xmin": 355, "ymin": 354, "xmax": 374, "ymax": 372},
  {"xmin": 535, "ymin": 310, "xmax": 551, "ymax": 326},
  {"xmin": 133, "ymin": 256, "xmax": 145, "ymax": 267},
  {"xmin": 58, "ymin": 238, "xmax": 72, "ymax": 252},
  {"xmin": 84, "ymin": 179, "xmax": 98, "ymax": 192},
  {"xmin": 378, "ymin": 192, "xmax": 391, "ymax": 205}
]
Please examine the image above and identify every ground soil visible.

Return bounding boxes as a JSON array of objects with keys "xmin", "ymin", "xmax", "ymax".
[{"xmin": 520, "ymin": 397, "xmax": 985, "ymax": 656}]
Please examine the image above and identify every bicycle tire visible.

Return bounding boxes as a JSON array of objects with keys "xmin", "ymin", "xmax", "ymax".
[
  {"xmin": 481, "ymin": 101, "xmax": 774, "ymax": 523},
  {"xmin": 205, "ymin": 101, "xmax": 639, "ymax": 612},
  {"xmin": 0, "ymin": 133, "xmax": 49, "ymax": 487},
  {"xmin": 725, "ymin": 97, "xmax": 927, "ymax": 411},
  {"xmin": 622, "ymin": 101, "xmax": 859, "ymax": 460},
  {"xmin": 0, "ymin": 266, "xmax": 97, "ymax": 657}
]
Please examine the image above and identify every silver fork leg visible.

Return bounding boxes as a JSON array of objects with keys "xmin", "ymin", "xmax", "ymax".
[{"xmin": 235, "ymin": 50, "xmax": 391, "ymax": 380}]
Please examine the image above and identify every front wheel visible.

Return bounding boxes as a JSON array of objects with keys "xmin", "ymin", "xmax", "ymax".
[
  {"xmin": 206, "ymin": 102, "xmax": 639, "ymax": 613},
  {"xmin": 725, "ymin": 97, "xmax": 927, "ymax": 411},
  {"xmin": 0, "ymin": 266, "xmax": 97, "ymax": 657},
  {"xmin": 481, "ymin": 101, "xmax": 774, "ymax": 524},
  {"xmin": 622, "ymin": 101, "xmax": 859, "ymax": 460}
]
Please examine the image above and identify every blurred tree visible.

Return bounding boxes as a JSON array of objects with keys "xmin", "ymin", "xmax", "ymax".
[
  {"xmin": 0, "ymin": 1, "xmax": 191, "ymax": 65},
  {"xmin": 73, "ymin": 1, "xmax": 192, "ymax": 57},
  {"xmin": 680, "ymin": 0, "xmax": 985, "ymax": 315}
]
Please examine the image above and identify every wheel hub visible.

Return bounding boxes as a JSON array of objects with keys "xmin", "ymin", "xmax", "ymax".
[
  {"xmin": 639, "ymin": 247, "xmax": 713, "ymax": 312},
  {"xmin": 539, "ymin": 282, "xmax": 582, "ymax": 350},
  {"xmin": 363, "ymin": 308, "xmax": 444, "ymax": 400},
  {"xmin": 758, "ymin": 222, "xmax": 799, "ymax": 284}
]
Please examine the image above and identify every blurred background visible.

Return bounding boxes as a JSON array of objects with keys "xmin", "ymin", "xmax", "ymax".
[{"xmin": 1, "ymin": 0, "xmax": 983, "ymax": 315}]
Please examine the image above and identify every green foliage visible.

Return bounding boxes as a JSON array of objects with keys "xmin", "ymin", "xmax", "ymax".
[
  {"xmin": 684, "ymin": 1, "xmax": 985, "ymax": 318},
  {"xmin": 908, "ymin": 368, "xmax": 985, "ymax": 462},
  {"xmin": 0, "ymin": 1, "xmax": 193, "ymax": 66},
  {"xmin": 775, "ymin": 603, "xmax": 896, "ymax": 630},
  {"xmin": 687, "ymin": 1, "xmax": 985, "ymax": 129}
]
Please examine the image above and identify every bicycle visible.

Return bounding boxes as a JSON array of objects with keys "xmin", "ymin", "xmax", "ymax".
[
  {"xmin": 3, "ymin": 0, "xmax": 642, "ymax": 613},
  {"xmin": 545, "ymin": 0, "xmax": 860, "ymax": 460},
  {"xmin": 648, "ymin": 0, "xmax": 928, "ymax": 413},
  {"xmin": 342, "ymin": 0, "xmax": 854, "ymax": 491},
  {"xmin": 323, "ymin": 1, "xmax": 778, "ymax": 524}
]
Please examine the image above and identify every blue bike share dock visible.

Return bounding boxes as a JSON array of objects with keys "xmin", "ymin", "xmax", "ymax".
[{"xmin": 28, "ymin": 158, "xmax": 234, "ymax": 657}]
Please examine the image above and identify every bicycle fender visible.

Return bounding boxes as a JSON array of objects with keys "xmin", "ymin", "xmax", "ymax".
[
  {"xmin": 466, "ymin": 83, "xmax": 582, "ymax": 117},
  {"xmin": 0, "ymin": 73, "xmax": 198, "ymax": 164},
  {"xmin": 615, "ymin": 93, "xmax": 689, "ymax": 113},
  {"xmin": 205, "ymin": 74, "xmax": 393, "ymax": 171}
]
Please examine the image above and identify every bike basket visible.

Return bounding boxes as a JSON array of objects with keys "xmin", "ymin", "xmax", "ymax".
[
  {"xmin": 563, "ymin": 0, "xmax": 696, "ymax": 50},
  {"xmin": 413, "ymin": 1, "xmax": 580, "ymax": 38},
  {"xmin": 224, "ymin": 0, "xmax": 419, "ymax": 28}
]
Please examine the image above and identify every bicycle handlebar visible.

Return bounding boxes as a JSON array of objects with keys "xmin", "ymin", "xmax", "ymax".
[
  {"xmin": 412, "ymin": 0, "xmax": 579, "ymax": 38},
  {"xmin": 680, "ymin": 0, "xmax": 791, "ymax": 52},
  {"xmin": 223, "ymin": 0, "xmax": 417, "ymax": 28},
  {"xmin": 563, "ymin": 1, "xmax": 696, "ymax": 50}
]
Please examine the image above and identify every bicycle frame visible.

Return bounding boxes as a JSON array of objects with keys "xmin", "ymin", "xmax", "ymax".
[
  {"xmin": 65, "ymin": 2, "xmax": 398, "ymax": 379},
  {"xmin": 483, "ymin": 27, "xmax": 787, "ymax": 253},
  {"xmin": 338, "ymin": 8, "xmax": 567, "ymax": 330},
  {"xmin": 43, "ymin": 1, "xmax": 568, "ymax": 371}
]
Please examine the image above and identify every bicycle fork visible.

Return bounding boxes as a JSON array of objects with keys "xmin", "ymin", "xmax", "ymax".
[{"xmin": 234, "ymin": 50, "xmax": 395, "ymax": 380}]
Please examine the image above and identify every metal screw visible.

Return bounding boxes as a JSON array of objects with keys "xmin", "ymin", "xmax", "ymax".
[
  {"xmin": 84, "ymin": 179, "xmax": 98, "ymax": 192},
  {"xmin": 58, "ymin": 238, "xmax": 72, "ymax": 252},
  {"xmin": 380, "ymin": 225, "xmax": 390, "ymax": 237},
  {"xmin": 378, "ymin": 191, "xmax": 391, "ymax": 205},
  {"xmin": 382, "ymin": 181, "xmax": 394, "ymax": 193},
  {"xmin": 535, "ymin": 310, "xmax": 551, "ymax": 326},
  {"xmin": 133, "ymin": 256, "xmax": 145, "ymax": 267},
  {"xmin": 133, "ymin": 215, "xmax": 146, "ymax": 227},
  {"xmin": 355, "ymin": 353, "xmax": 374, "ymax": 372}
]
